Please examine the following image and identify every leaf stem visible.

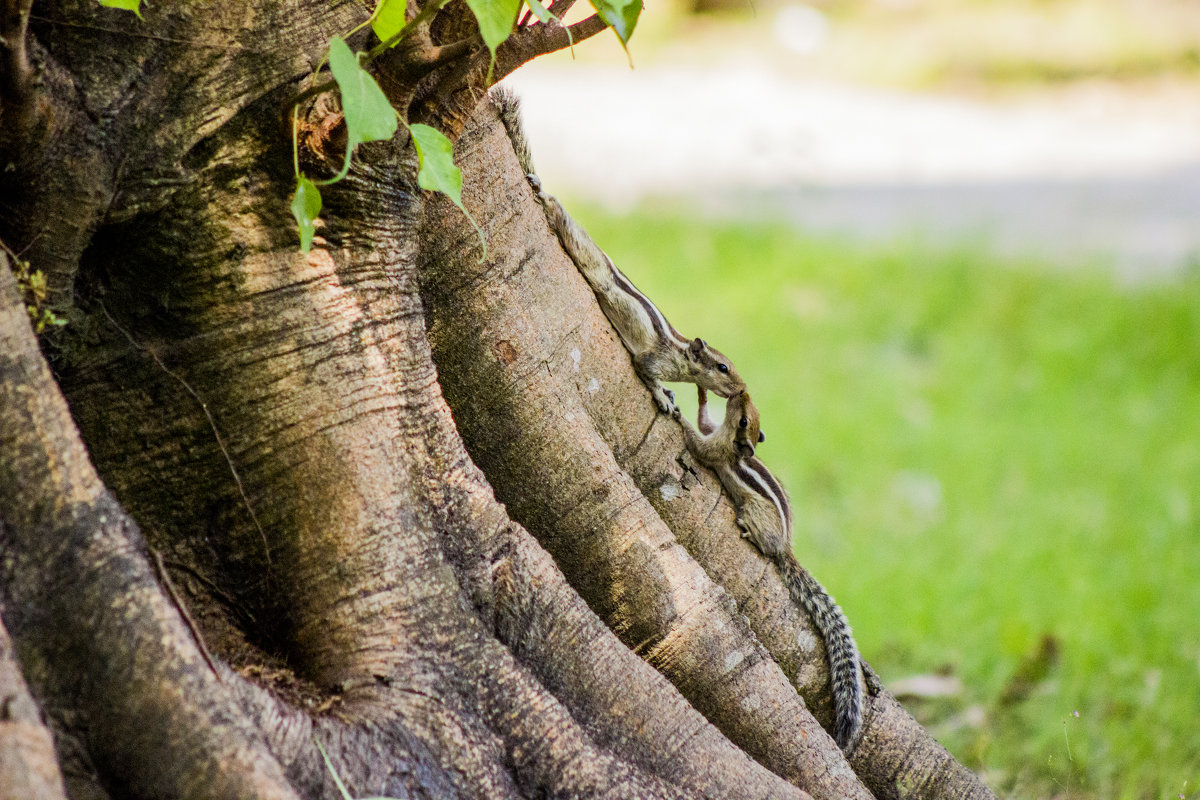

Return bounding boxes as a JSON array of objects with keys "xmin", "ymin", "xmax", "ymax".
[
  {"xmin": 285, "ymin": 0, "xmax": 451, "ymax": 117},
  {"xmin": 292, "ymin": 105, "xmax": 301, "ymax": 179}
]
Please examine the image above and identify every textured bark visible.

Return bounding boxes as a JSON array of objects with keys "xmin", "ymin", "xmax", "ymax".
[
  {"xmin": 0, "ymin": 253, "xmax": 301, "ymax": 799},
  {"xmin": 0, "ymin": 0, "xmax": 998, "ymax": 797},
  {"xmin": 420, "ymin": 100, "xmax": 998, "ymax": 800},
  {"xmin": 419, "ymin": 104, "xmax": 869, "ymax": 800},
  {"xmin": 0, "ymin": 604, "xmax": 68, "ymax": 800}
]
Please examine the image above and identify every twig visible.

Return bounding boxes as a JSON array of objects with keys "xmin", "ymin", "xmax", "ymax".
[
  {"xmin": 152, "ymin": 548, "xmax": 222, "ymax": 682},
  {"xmin": 26, "ymin": 14, "xmax": 229, "ymax": 47},
  {"xmin": 492, "ymin": 13, "xmax": 607, "ymax": 83},
  {"xmin": 98, "ymin": 302, "xmax": 272, "ymax": 566},
  {"xmin": 285, "ymin": 0, "xmax": 450, "ymax": 116},
  {"xmin": 162, "ymin": 558, "xmax": 257, "ymax": 625}
]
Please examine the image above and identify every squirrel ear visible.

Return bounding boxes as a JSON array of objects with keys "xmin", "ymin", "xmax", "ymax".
[
  {"xmin": 758, "ymin": 430, "xmax": 766, "ymax": 443},
  {"xmin": 690, "ymin": 337, "xmax": 704, "ymax": 354}
]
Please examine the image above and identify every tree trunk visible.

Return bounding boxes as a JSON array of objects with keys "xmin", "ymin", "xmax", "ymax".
[{"xmin": 0, "ymin": 1, "xmax": 997, "ymax": 797}]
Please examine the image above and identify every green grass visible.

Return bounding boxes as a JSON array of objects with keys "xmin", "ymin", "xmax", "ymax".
[
  {"xmin": 553, "ymin": 0, "xmax": 1200, "ymax": 92},
  {"xmin": 577, "ymin": 206, "xmax": 1200, "ymax": 799}
]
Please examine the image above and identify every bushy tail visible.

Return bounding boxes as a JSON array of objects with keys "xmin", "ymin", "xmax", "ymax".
[
  {"xmin": 777, "ymin": 556, "xmax": 864, "ymax": 751},
  {"xmin": 490, "ymin": 84, "xmax": 536, "ymax": 176},
  {"xmin": 489, "ymin": 87, "xmax": 620, "ymax": 300}
]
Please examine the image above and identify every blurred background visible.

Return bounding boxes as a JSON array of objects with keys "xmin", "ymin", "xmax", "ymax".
[{"xmin": 503, "ymin": 1, "xmax": 1200, "ymax": 797}]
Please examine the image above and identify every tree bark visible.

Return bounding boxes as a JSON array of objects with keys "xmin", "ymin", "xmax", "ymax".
[
  {"xmin": 0, "ymin": 605, "xmax": 68, "ymax": 800},
  {"xmin": 0, "ymin": 1, "xmax": 998, "ymax": 797}
]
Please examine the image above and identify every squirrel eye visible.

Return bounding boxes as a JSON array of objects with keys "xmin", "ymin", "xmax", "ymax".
[
  {"xmin": 739, "ymin": 416, "xmax": 748, "ymax": 428},
  {"xmin": 717, "ymin": 363, "xmax": 729, "ymax": 374}
]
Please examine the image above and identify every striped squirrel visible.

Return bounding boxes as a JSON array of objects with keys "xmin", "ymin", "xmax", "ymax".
[
  {"xmin": 685, "ymin": 387, "xmax": 866, "ymax": 752},
  {"xmin": 491, "ymin": 86, "xmax": 746, "ymax": 417}
]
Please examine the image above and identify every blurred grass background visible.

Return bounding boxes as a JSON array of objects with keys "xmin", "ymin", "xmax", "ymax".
[
  {"xmin": 535, "ymin": 0, "xmax": 1200, "ymax": 796},
  {"xmin": 564, "ymin": 0, "xmax": 1200, "ymax": 91},
  {"xmin": 574, "ymin": 208, "xmax": 1200, "ymax": 798}
]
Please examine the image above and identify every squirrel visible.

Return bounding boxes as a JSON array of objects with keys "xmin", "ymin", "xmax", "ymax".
[
  {"xmin": 684, "ymin": 387, "xmax": 866, "ymax": 752},
  {"xmin": 490, "ymin": 85, "xmax": 745, "ymax": 418}
]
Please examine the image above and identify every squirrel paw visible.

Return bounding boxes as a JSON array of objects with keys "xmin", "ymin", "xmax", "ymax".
[
  {"xmin": 663, "ymin": 389, "xmax": 682, "ymax": 420},
  {"xmin": 650, "ymin": 386, "xmax": 679, "ymax": 417},
  {"xmin": 656, "ymin": 397, "xmax": 680, "ymax": 417},
  {"xmin": 526, "ymin": 174, "xmax": 544, "ymax": 197}
]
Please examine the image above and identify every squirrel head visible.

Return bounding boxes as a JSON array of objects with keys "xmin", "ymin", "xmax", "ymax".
[
  {"xmin": 688, "ymin": 337, "xmax": 745, "ymax": 398},
  {"xmin": 726, "ymin": 390, "xmax": 764, "ymax": 459}
]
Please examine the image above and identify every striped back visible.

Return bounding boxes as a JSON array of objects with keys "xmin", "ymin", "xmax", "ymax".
[{"xmin": 734, "ymin": 457, "xmax": 791, "ymax": 535}]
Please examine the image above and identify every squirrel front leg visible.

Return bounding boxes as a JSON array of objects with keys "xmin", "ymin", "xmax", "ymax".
[
  {"xmin": 648, "ymin": 381, "xmax": 680, "ymax": 418},
  {"xmin": 506, "ymin": 92, "xmax": 743, "ymax": 417},
  {"xmin": 634, "ymin": 351, "xmax": 680, "ymax": 418}
]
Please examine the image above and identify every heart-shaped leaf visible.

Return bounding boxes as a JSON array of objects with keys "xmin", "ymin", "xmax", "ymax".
[
  {"xmin": 410, "ymin": 124, "xmax": 487, "ymax": 260},
  {"xmin": 465, "ymin": 0, "xmax": 521, "ymax": 65},
  {"xmin": 410, "ymin": 124, "xmax": 463, "ymax": 205},
  {"xmin": 589, "ymin": 0, "xmax": 641, "ymax": 47},
  {"xmin": 328, "ymin": 37, "xmax": 398, "ymax": 149},
  {"xmin": 371, "ymin": 0, "xmax": 409, "ymax": 44},
  {"xmin": 291, "ymin": 177, "xmax": 322, "ymax": 253}
]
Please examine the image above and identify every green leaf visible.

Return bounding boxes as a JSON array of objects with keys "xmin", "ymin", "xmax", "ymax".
[
  {"xmin": 410, "ymin": 124, "xmax": 462, "ymax": 206},
  {"xmin": 589, "ymin": 0, "xmax": 641, "ymax": 47},
  {"xmin": 465, "ymin": 0, "xmax": 521, "ymax": 63},
  {"xmin": 291, "ymin": 177, "xmax": 322, "ymax": 253},
  {"xmin": 97, "ymin": 0, "xmax": 142, "ymax": 18},
  {"xmin": 524, "ymin": 0, "xmax": 556, "ymax": 25},
  {"xmin": 315, "ymin": 740, "xmax": 353, "ymax": 800},
  {"xmin": 328, "ymin": 37, "xmax": 399, "ymax": 148},
  {"xmin": 371, "ymin": 0, "xmax": 409, "ymax": 44},
  {"xmin": 409, "ymin": 124, "xmax": 487, "ymax": 261}
]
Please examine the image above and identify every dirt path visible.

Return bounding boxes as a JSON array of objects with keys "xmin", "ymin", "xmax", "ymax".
[{"xmin": 505, "ymin": 61, "xmax": 1200, "ymax": 278}]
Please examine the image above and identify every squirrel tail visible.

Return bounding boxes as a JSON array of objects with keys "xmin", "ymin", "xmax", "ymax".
[
  {"xmin": 489, "ymin": 87, "xmax": 632, "ymax": 327},
  {"xmin": 490, "ymin": 85, "xmax": 536, "ymax": 177},
  {"xmin": 489, "ymin": 88, "xmax": 619, "ymax": 298},
  {"xmin": 777, "ymin": 556, "xmax": 865, "ymax": 751}
]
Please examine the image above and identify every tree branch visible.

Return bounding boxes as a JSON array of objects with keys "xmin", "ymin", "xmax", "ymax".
[
  {"xmin": 495, "ymin": 13, "xmax": 609, "ymax": 79},
  {"xmin": 547, "ymin": 0, "xmax": 577, "ymax": 17}
]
